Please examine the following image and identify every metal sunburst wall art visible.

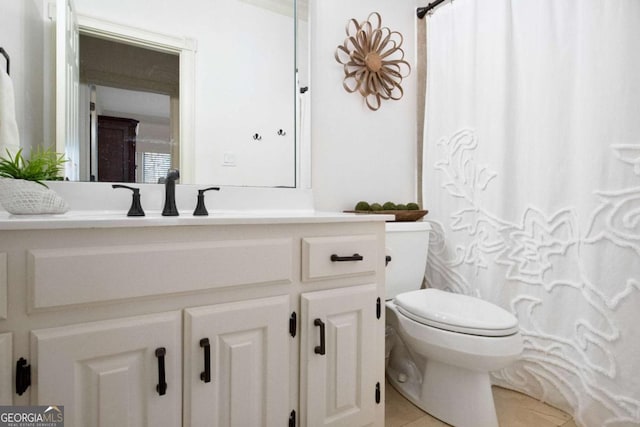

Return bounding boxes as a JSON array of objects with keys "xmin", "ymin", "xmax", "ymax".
[{"xmin": 335, "ymin": 12, "xmax": 411, "ymax": 111}]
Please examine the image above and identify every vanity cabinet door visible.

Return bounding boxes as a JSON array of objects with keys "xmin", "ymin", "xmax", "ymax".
[
  {"xmin": 301, "ymin": 284, "xmax": 379, "ymax": 427},
  {"xmin": 0, "ymin": 332, "xmax": 11, "ymax": 405},
  {"xmin": 184, "ymin": 295, "xmax": 290, "ymax": 427},
  {"xmin": 32, "ymin": 311, "xmax": 182, "ymax": 427}
]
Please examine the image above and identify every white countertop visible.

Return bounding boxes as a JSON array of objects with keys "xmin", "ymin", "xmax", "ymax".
[{"xmin": 0, "ymin": 210, "xmax": 394, "ymax": 230}]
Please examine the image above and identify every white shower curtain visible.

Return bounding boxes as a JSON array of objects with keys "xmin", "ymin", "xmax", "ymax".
[{"xmin": 422, "ymin": 1, "xmax": 640, "ymax": 426}]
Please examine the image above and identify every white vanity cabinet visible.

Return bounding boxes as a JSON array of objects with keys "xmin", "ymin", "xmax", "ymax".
[
  {"xmin": 299, "ymin": 235, "xmax": 382, "ymax": 427},
  {"xmin": 184, "ymin": 295, "xmax": 290, "ymax": 426},
  {"xmin": 300, "ymin": 284, "xmax": 378, "ymax": 427},
  {"xmin": 31, "ymin": 295, "xmax": 290, "ymax": 427},
  {"xmin": 32, "ymin": 311, "xmax": 183, "ymax": 427},
  {"xmin": 0, "ymin": 214, "xmax": 388, "ymax": 427},
  {"xmin": 0, "ymin": 332, "xmax": 11, "ymax": 405}
]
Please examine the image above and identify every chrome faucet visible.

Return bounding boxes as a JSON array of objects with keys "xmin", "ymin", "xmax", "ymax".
[{"xmin": 162, "ymin": 169, "xmax": 180, "ymax": 216}]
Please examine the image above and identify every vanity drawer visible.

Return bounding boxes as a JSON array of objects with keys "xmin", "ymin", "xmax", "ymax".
[
  {"xmin": 28, "ymin": 238, "xmax": 292, "ymax": 311},
  {"xmin": 301, "ymin": 235, "xmax": 378, "ymax": 281}
]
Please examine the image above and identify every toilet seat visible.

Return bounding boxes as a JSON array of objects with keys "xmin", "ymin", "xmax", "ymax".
[{"xmin": 395, "ymin": 289, "xmax": 519, "ymax": 337}]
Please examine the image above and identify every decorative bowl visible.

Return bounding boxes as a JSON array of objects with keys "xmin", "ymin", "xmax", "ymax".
[
  {"xmin": 0, "ymin": 178, "xmax": 69, "ymax": 215},
  {"xmin": 344, "ymin": 209, "xmax": 428, "ymax": 222}
]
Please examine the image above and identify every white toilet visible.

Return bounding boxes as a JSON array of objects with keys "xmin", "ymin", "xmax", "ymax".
[{"xmin": 385, "ymin": 221, "xmax": 523, "ymax": 427}]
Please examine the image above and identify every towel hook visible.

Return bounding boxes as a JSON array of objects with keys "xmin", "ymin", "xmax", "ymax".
[{"xmin": 0, "ymin": 48, "xmax": 9, "ymax": 75}]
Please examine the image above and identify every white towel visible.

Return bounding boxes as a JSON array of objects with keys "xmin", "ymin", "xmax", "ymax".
[{"xmin": 0, "ymin": 69, "xmax": 20, "ymax": 158}]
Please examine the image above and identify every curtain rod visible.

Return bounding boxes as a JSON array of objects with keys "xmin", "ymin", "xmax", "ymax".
[{"xmin": 417, "ymin": 0, "xmax": 447, "ymax": 19}]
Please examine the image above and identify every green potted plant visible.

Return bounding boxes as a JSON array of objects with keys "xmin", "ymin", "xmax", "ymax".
[{"xmin": 0, "ymin": 147, "xmax": 69, "ymax": 214}]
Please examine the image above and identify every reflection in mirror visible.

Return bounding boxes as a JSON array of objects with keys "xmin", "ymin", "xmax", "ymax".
[
  {"xmin": 56, "ymin": 0, "xmax": 305, "ymax": 188},
  {"xmin": 80, "ymin": 35, "xmax": 179, "ymax": 183},
  {"xmin": 93, "ymin": 88, "xmax": 173, "ymax": 183}
]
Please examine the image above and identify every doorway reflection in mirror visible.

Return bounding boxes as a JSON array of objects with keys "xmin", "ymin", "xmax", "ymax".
[{"xmin": 79, "ymin": 34, "xmax": 179, "ymax": 183}]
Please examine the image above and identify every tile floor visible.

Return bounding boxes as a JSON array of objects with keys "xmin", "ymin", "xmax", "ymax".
[{"xmin": 385, "ymin": 380, "xmax": 577, "ymax": 427}]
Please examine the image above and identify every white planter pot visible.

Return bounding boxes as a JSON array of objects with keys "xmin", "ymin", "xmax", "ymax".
[{"xmin": 0, "ymin": 177, "xmax": 69, "ymax": 215}]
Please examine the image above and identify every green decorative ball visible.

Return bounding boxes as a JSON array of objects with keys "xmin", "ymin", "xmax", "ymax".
[
  {"xmin": 396, "ymin": 204, "xmax": 408, "ymax": 210},
  {"xmin": 354, "ymin": 201, "xmax": 371, "ymax": 211},
  {"xmin": 370, "ymin": 203, "xmax": 383, "ymax": 211},
  {"xmin": 382, "ymin": 201, "xmax": 397, "ymax": 210},
  {"xmin": 406, "ymin": 202, "xmax": 420, "ymax": 210}
]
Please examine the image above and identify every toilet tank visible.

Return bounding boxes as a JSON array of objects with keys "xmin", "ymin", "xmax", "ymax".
[{"xmin": 385, "ymin": 221, "xmax": 431, "ymax": 300}]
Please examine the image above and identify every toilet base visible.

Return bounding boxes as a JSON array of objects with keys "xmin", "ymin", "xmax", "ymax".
[{"xmin": 387, "ymin": 358, "xmax": 499, "ymax": 427}]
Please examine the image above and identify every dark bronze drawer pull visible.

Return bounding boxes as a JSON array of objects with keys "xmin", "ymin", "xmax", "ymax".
[
  {"xmin": 330, "ymin": 253, "xmax": 364, "ymax": 262},
  {"xmin": 314, "ymin": 319, "xmax": 326, "ymax": 355},
  {"xmin": 200, "ymin": 338, "xmax": 211, "ymax": 383},
  {"xmin": 155, "ymin": 347, "xmax": 167, "ymax": 396}
]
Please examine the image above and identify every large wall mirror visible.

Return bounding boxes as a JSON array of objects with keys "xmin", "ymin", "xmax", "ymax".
[{"xmin": 55, "ymin": 0, "xmax": 309, "ymax": 188}]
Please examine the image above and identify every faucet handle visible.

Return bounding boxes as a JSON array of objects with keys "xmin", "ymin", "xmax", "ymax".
[
  {"xmin": 193, "ymin": 187, "xmax": 220, "ymax": 216},
  {"xmin": 112, "ymin": 184, "xmax": 145, "ymax": 217}
]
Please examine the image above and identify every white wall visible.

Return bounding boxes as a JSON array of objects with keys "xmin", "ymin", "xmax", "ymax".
[
  {"xmin": 310, "ymin": 0, "xmax": 418, "ymax": 211},
  {"xmin": 0, "ymin": 0, "xmax": 46, "ymax": 156}
]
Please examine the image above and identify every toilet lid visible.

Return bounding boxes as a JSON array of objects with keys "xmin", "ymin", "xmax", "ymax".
[{"xmin": 395, "ymin": 289, "xmax": 519, "ymax": 337}]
